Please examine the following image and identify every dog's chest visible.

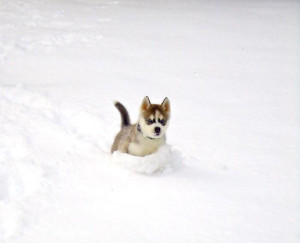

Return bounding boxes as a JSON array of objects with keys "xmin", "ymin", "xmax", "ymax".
[{"xmin": 128, "ymin": 136, "xmax": 165, "ymax": 157}]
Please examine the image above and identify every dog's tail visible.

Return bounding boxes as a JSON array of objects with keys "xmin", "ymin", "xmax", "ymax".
[{"xmin": 114, "ymin": 101, "xmax": 131, "ymax": 128}]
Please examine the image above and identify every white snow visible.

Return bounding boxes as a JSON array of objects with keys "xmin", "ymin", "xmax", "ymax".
[
  {"xmin": 0, "ymin": 0, "xmax": 298, "ymax": 242},
  {"xmin": 111, "ymin": 145, "xmax": 183, "ymax": 174}
]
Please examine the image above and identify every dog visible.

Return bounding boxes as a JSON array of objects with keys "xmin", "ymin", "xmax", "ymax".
[{"xmin": 111, "ymin": 96, "xmax": 171, "ymax": 156}]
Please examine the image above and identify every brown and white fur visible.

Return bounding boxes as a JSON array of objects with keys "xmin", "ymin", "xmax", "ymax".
[{"xmin": 111, "ymin": 96, "xmax": 171, "ymax": 157}]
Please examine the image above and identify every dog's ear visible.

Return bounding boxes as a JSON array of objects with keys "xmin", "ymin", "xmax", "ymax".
[
  {"xmin": 161, "ymin": 97, "xmax": 170, "ymax": 113},
  {"xmin": 140, "ymin": 96, "xmax": 151, "ymax": 111}
]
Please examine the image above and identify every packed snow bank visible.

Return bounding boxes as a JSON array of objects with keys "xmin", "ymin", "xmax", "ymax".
[
  {"xmin": 111, "ymin": 145, "xmax": 183, "ymax": 174},
  {"xmin": 0, "ymin": 86, "xmax": 51, "ymax": 239}
]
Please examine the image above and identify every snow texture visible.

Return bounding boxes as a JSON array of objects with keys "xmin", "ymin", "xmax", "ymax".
[
  {"xmin": 111, "ymin": 145, "xmax": 183, "ymax": 174},
  {"xmin": 0, "ymin": 0, "xmax": 298, "ymax": 242}
]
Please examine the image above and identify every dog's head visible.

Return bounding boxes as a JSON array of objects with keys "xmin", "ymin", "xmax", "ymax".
[{"xmin": 138, "ymin": 96, "xmax": 171, "ymax": 139}]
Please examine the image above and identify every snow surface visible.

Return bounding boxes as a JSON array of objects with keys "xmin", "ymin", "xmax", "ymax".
[{"xmin": 0, "ymin": 0, "xmax": 299, "ymax": 242}]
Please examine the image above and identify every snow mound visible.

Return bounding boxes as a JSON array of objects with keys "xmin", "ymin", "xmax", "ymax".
[
  {"xmin": 0, "ymin": 161, "xmax": 43, "ymax": 239},
  {"xmin": 111, "ymin": 145, "xmax": 183, "ymax": 174},
  {"xmin": 0, "ymin": 203, "xmax": 22, "ymax": 239}
]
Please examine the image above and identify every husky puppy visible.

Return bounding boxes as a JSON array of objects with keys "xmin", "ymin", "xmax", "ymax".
[{"xmin": 111, "ymin": 96, "xmax": 171, "ymax": 157}]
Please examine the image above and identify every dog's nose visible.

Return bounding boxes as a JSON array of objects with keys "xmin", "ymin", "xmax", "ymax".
[{"xmin": 154, "ymin": 127, "xmax": 161, "ymax": 134}]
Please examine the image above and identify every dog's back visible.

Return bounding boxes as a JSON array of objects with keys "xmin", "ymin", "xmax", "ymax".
[{"xmin": 111, "ymin": 124, "xmax": 135, "ymax": 153}]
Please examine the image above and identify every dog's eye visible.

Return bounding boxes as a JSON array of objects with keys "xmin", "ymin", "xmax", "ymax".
[
  {"xmin": 146, "ymin": 119, "xmax": 153, "ymax": 124},
  {"xmin": 159, "ymin": 119, "xmax": 166, "ymax": 125}
]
